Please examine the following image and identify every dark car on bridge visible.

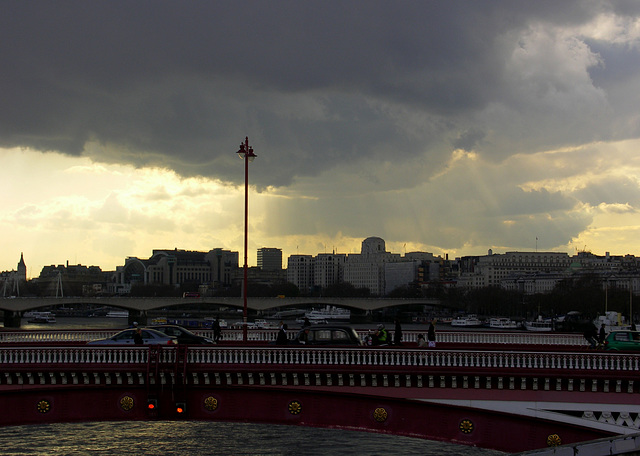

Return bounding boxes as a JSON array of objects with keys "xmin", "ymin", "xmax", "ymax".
[
  {"xmin": 603, "ymin": 330, "xmax": 640, "ymax": 351},
  {"xmin": 293, "ymin": 325, "xmax": 363, "ymax": 346},
  {"xmin": 87, "ymin": 328, "xmax": 178, "ymax": 345},
  {"xmin": 147, "ymin": 325, "xmax": 214, "ymax": 344}
]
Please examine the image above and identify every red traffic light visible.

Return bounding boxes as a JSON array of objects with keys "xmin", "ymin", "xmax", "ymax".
[
  {"xmin": 147, "ymin": 399, "xmax": 158, "ymax": 410},
  {"xmin": 176, "ymin": 402, "xmax": 186, "ymax": 414}
]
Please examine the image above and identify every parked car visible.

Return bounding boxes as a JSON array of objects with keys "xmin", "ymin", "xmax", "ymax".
[
  {"xmin": 293, "ymin": 325, "xmax": 363, "ymax": 346},
  {"xmin": 603, "ymin": 330, "xmax": 640, "ymax": 351},
  {"xmin": 87, "ymin": 328, "xmax": 178, "ymax": 345},
  {"xmin": 147, "ymin": 325, "xmax": 214, "ymax": 344}
]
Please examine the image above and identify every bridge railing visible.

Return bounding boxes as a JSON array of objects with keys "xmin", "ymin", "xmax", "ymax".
[
  {"xmin": 211, "ymin": 329, "xmax": 585, "ymax": 345},
  {"xmin": 1, "ymin": 346, "xmax": 637, "ymax": 372},
  {"xmin": 0, "ymin": 328, "xmax": 586, "ymax": 345}
]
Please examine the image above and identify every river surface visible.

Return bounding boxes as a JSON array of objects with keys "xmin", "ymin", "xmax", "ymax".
[
  {"xmin": 9, "ymin": 317, "xmax": 507, "ymax": 455},
  {"xmin": 0, "ymin": 421, "xmax": 506, "ymax": 455}
]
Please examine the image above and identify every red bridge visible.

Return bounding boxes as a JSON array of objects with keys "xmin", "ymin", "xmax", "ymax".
[{"xmin": 1, "ymin": 332, "xmax": 640, "ymax": 454}]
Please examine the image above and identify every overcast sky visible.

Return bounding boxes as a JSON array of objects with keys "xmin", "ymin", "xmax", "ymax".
[{"xmin": 2, "ymin": 1, "xmax": 640, "ymax": 277}]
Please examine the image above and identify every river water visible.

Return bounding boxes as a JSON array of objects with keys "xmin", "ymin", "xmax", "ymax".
[
  {"xmin": 9, "ymin": 317, "xmax": 507, "ymax": 455},
  {"xmin": 0, "ymin": 422, "xmax": 506, "ymax": 455}
]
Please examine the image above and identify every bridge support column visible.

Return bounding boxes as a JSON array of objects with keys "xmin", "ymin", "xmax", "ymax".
[
  {"xmin": 128, "ymin": 310, "xmax": 148, "ymax": 327},
  {"xmin": 3, "ymin": 310, "xmax": 21, "ymax": 328}
]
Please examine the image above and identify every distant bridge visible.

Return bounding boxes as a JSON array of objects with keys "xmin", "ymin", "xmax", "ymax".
[
  {"xmin": 1, "ymin": 343, "xmax": 638, "ymax": 453},
  {"xmin": 0, "ymin": 296, "xmax": 442, "ymax": 327}
]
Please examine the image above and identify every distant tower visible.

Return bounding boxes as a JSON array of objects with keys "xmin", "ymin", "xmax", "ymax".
[{"xmin": 17, "ymin": 253, "xmax": 26, "ymax": 281}]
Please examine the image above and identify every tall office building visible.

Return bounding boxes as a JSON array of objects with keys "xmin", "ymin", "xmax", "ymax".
[
  {"xmin": 314, "ymin": 253, "xmax": 347, "ymax": 289},
  {"xmin": 257, "ymin": 248, "xmax": 283, "ymax": 271},
  {"xmin": 287, "ymin": 255, "xmax": 313, "ymax": 292}
]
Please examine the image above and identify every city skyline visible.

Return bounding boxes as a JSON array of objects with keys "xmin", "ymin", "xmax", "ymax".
[
  {"xmin": 4, "ymin": 240, "xmax": 640, "ymax": 281},
  {"xmin": 2, "ymin": 2, "xmax": 640, "ymax": 278}
]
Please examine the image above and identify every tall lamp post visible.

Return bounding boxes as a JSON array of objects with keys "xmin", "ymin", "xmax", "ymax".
[{"xmin": 237, "ymin": 137, "xmax": 257, "ymax": 342}]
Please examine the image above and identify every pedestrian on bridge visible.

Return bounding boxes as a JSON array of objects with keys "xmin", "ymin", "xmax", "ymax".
[
  {"xmin": 276, "ymin": 323, "xmax": 288, "ymax": 345},
  {"xmin": 393, "ymin": 320, "xmax": 402, "ymax": 345},
  {"xmin": 213, "ymin": 319, "xmax": 222, "ymax": 343},
  {"xmin": 584, "ymin": 323, "xmax": 598, "ymax": 349},
  {"xmin": 598, "ymin": 323, "xmax": 606, "ymax": 345},
  {"xmin": 427, "ymin": 320, "xmax": 436, "ymax": 348},
  {"xmin": 134, "ymin": 327, "xmax": 143, "ymax": 345}
]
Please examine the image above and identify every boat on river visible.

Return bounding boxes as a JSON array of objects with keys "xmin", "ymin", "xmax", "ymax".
[
  {"xmin": 488, "ymin": 317, "xmax": 519, "ymax": 329},
  {"xmin": 450, "ymin": 314, "xmax": 483, "ymax": 327},
  {"xmin": 24, "ymin": 311, "xmax": 56, "ymax": 324},
  {"xmin": 305, "ymin": 306, "xmax": 350, "ymax": 322},
  {"xmin": 106, "ymin": 310, "xmax": 128, "ymax": 318},
  {"xmin": 266, "ymin": 309, "xmax": 306, "ymax": 320},
  {"xmin": 594, "ymin": 311, "xmax": 631, "ymax": 333},
  {"xmin": 523, "ymin": 317, "xmax": 553, "ymax": 332}
]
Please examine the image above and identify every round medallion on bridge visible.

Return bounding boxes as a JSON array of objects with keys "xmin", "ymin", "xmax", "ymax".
[
  {"xmin": 288, "ymin": 401, "xmax": 302, "ymax": 415},
  {"xmin": 37, "ymin": 400, "xmax": 51, "ymax": 414},
  {"xmin": 547, "ymin": 434, "xmax": 562, "ymax": 446},
  {"xmin": 373, "ymin": 407, "xmax": 388, "ymax": 422},
  {"xmin": 459, "ymin": 419, "xmax": 474, "ymax": 434},
  {"xmin": 120, "ymin": 396, "xmax": 134, "ymax": 411},
  {"xmin": 204, "ymin": 396, "xmax": 218, "ymax": 412}
]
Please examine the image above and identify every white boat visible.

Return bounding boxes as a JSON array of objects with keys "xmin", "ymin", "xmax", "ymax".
[
  {"xmin": 451, "ymin": 315, "xmax": 483, "ymax": 327},
  {"xmin": 106, "ymin": 310, "xmax": 129, "ymax": 318},
  {"xmin": 266, "ymin": 309, "xmax": 306, "ymax": 320},
  {"xmin": 489, "ymin": 317, "xmax": 519, "ymax": 329},
  {"xmin": 594, "ymin": 311, "xmax": 631, "ymax": 333},
  {"xmin": 253, "ymin": 319, "xmax": 278, "ymax": 329},
  {"xmin": 25, "ymin": 311, "xmax": 56, "ymax": 324},
  {"xmin": 524, "ymin": 317, "xmax": 553, "ymax": 332},
  {"xmin": 305, "ymin": 306, "xmax": 350, "ymax": 321}
]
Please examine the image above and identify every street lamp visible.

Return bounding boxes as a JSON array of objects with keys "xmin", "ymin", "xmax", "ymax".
[{"xmin": 237, "ymin": 137, "xmax": 257, "ymax": 342}]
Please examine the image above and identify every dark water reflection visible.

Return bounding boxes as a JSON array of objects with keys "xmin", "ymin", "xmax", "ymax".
[{"xmin": 0, "ymin": 421, "xmax": 507, "ymax": 455}]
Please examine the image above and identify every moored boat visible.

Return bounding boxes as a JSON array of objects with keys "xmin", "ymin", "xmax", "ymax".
[
  {"xmin": 106, "ymin": 310, "xmax": 129, "ymax": 318},
  {"xmin": 451, "ymin": 314, "xmax": 483, "ymax": 327},
  {"xmin": 524, "ymin": 317, "xmax": 553, "ymax": 332},
  {"xmin": 594, "ymin": 311, "xmax": 631, "ymax": 333},
  {"xmin": 25, "ymin": 311, "xmax": 56, "ymax": 324},
  {"xmin": 489, "ymin": 317, "xmax": 519, "ymax": 329},
  {"xmin": 305, "ymin": 306, "xmax": 350, "ymax": 322}
]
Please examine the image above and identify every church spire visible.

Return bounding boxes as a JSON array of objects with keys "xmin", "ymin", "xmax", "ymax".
[{"xmin": 17, "ymin": 252, "xmax": 26, "ymax": 281}]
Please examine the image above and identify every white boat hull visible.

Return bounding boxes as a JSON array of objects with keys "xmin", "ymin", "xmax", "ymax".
[
  {"xmin": 451, "ymin": 315, "xmax": 483, "ymax": 327},
  {"xmin": 524, "ymin": 321, "xmax": 553, "ymax": 332}
]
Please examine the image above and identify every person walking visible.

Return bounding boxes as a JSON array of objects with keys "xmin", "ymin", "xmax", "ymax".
[
  {"xmin": 276, "ymin": 323, "xmax": 288, "ymax": 345},
  {"xmin": 393, "ymin": 319, "xmax": 402, "ymax": 345},
  {"xmin": 213, "ymin": 318, "xmax": 222, "ymax": 343},
  {"xmin": 427, "ymin": 320, "xmax": 436, "ymax": 348},
  {"xmin": 584, "ymin": 323, "xmax": 598, "ymax": 349},
  {"xmin": 133, "ymin": 327, "xmax": 143, "ymax": 345},
  {"xmin": 598, "ymin": 323, "xmax": 606, "ymax": 345}
]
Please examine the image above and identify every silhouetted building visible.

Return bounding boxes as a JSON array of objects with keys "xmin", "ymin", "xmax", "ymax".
[
  {"xmin": 257, "ymin": 248, "xmax": 282, "ymax": 271},
  {"xmin": 113, "ymin": 248, "xmax": 239, "ymax": 293}
]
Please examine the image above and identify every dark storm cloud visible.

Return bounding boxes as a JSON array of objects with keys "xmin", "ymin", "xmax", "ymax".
[{"xmin": 1, "ymin": 0, "xmax": 638, "ymax": 188}]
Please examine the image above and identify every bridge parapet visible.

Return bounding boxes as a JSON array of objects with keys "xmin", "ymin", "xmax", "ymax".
[
  {"xmin": 1, "ymin": 345, "xmax": 637, "ymax": 372},
  {"xmin": 0, "ymin": 328, "xmax": 587, "ymax": 346},
  {"xmin": 1, "ymin": 344, "xmax": 638, "ymax": 453}
]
